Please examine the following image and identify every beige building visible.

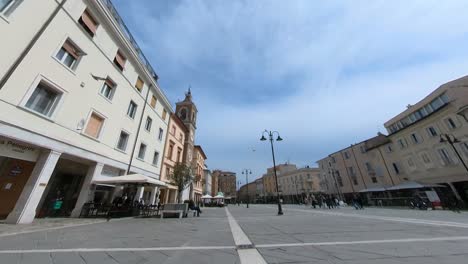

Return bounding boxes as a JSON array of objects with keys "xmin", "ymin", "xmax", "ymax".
[
  {"xmin": 159, "ymin": 114, "xmax": 187, "ymax": 204},
  {"xmin": 238, "ymin": 182, "xmax": 256, "ymax": 203},
  {"xmin": 192, "ymin": 145, "xmax": 207, "ymax": 202},
  {"xmin": 258, "ymin": 164, "xmax": 321, "ymax": 203},
  {"xmin": 212, "ymin": 170, "xmax": 236, "ymax": 200},
  {"xmin": 319, "ymin": 75, "xmax": 468, "ymax": 204},
  {"xmin": 0, "ymin": 0, "xmax": 172, "ymax": 223}
]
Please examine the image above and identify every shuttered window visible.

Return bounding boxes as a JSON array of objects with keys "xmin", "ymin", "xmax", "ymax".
[
  {"xmin": 162, "ymin": 109, "xmax": 167, "ymax": 120},
  {"xmin": 85, "ymin": 113, "xmax": 104, "ymax": 138},
  {"xmin": 150, "ymin": 95, "xmax": 157, "ymax": 108},
  {"xmin": 100, "ymin": 78, "xmax": 116, "ymax": 100},
  {"xmin": 55, "ymin": 39, "xmax": 81, "ymax": 69},
  {"xmin": 135, "ymin": 76, "xmax": 144, "ymax": 92},
  {"xmin": 114, "ymin": 50, "xmax": 126, "ymax": 71},
  {"xmin": 78, "ymin": 9, "xmax": 99, "ymax": 37}
]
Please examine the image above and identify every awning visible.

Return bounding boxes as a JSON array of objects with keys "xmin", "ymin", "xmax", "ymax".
[
  {"xmin": 92, "ymin": 174, "xmax": 166, "ymax": 186},
  {"xmin": 386, "ymin": 181, "xmax": 446, "ymax": 191},
  {"xmin": 201, "ymin": 194, "xmax": 212, "ymax": 199},
  {"xmin": 359, "ymin": 187, "xmax": 387, "ymax": 193}
]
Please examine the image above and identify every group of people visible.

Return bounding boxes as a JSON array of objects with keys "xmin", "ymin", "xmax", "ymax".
[
  {"xmin": 304, "ymin": 194, "xmax": 364, "ymax": 210},
  {"xmin": 306, "ymin": 194, "xmax": 342, "ymax": 209}
]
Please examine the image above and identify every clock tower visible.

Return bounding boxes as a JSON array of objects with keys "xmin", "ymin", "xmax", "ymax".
[{"xmin": 175, "ymin": 88, "xmax": 198, "ymax": 166}]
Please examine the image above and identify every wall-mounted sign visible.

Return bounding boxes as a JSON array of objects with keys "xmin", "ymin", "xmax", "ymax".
[
  {"xmin": 0, "ymin": 138, "xmax": 39, "ymax": 162},
  {"xmin": 8, "ymin": 165, "xmax": 23, "ymax": 177}
]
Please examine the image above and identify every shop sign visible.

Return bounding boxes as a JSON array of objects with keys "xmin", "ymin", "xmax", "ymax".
[
  {"xmin": 8, "ymin": 165, "xmax": 23, "ymax": 176},
  {"xmin": 0, "ymin": 139, "xmax": 39, "ymax": 162}
]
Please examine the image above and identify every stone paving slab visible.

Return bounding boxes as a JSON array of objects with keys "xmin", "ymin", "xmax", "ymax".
[
  {"xmin": 0, "ymin": 208, "xmax": 234, "ymax": 251},
  {"xmin": 2, "ymin": 205, "xmax": 468, "ymax": 263},
  {"xmin": 0, "ymin": 218, "xmax": 107, "ymax": 237}
]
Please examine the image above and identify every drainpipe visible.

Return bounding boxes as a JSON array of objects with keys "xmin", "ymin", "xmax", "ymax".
[
  {"xmin": 0, "ymin": 0, "xmax": 68, "ymax": 90},
  {"xmin": 127, "ymin": 85, "xmax": 152, "ymax": 174},
  {"xmin": 377, "ymin": 147, "xmax": 396, "ymax": 186}
]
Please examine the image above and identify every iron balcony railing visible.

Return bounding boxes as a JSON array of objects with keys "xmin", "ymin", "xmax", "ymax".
[{"xmin": 101, "ymin": 0, "xmax": 158, "ymax": 81}]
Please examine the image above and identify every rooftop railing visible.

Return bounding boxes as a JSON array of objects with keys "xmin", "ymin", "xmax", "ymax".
[{"xmin": 101, "ymin": 0, "xmax": 158, "ymax": 81}]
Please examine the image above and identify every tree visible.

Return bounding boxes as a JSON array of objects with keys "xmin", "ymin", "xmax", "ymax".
[{"xmin": 169, "ymin": 163, "xmax": 193, "ymax": 203}]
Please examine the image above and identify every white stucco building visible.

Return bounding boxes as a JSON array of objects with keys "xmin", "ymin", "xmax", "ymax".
[{"xmin": 0, "ymin": 0, "xmax": 172, "ymax": 223}]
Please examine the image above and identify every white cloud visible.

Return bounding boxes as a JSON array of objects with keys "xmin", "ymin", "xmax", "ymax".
[{"xmin": 115, "ymin": 0, "xmax": 468, "ymax": 178}]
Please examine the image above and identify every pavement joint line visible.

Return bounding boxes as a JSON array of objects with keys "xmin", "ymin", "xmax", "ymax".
[
  {"xmin": 0, "ymin": 217, "xmax": 133, "ymax": 238},
  {"xmin": 273, "ymin": 206, "xmax": 468, "ymax": 228},
  {"xmin": 255, "ymin": 236, "xmax": 468, "ymax": 248},
  {"xmin": 0, "ymin": 246, "xmax": 237, "ymax": 254},
  {"xmin": 225, "ymin": 207, "xmax": 267, "ymax": 264}
]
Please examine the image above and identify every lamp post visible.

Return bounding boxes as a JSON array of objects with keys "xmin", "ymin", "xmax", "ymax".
[
  {"xmin": 260, "ymin": 130, "xmax": 284, "ymax": 215},
  {"xmin": 440, "ymin": 133, "xmax": 468, "ymax": 203},
  {"xmin": 242, "ymin": 169, "xmax": 252, "ymax": 208},
  {"xmin": 237, "ymin": 180, "xmax": 241, "ymax": 206}
]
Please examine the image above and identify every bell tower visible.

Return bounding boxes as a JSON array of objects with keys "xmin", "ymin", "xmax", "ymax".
[{"xmin": 176, "ymin": 88, "xmax": 198, "ymax": 165}]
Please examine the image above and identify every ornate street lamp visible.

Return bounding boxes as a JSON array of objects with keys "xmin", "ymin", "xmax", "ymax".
[
  {"xmin": 260, "ymin": 130, "xmax": 284, "ymax": 215},
  {"xmin": 242, "ymin": 169, "xmax": 252, "ymax": 208}
]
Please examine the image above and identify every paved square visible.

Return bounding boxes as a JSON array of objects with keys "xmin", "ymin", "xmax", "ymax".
[{"xmin": 0, "ymin": 205, "xmax": 467, "ymax": 263}]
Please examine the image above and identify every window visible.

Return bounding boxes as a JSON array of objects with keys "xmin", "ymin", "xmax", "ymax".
[
  {"xmin": 138, "ymin": 143, "xmax": 147, "ymax": 159},
  {"xmin": 335, "ymin": 171, "xmax": 343, "ymax": 187},
  {"xmin": 177, "ymin": 148, "xmax": 182, "ymax": 162},
  {"xmin": 410, "ymin": 133, "xmax": 420, "ymax": 144},
  {"xmin": 142, "ymin": 116, "xmax": 152, "ymax": 132},
  {"xmin": 84, "ymin": 112, "xmax": 104, "ymax": 138},
  {"xmin": 349, "ymin": 169, "xmax": 358, "ymax": 185},
  {"xmin": 114, "ymin": 49, "xmax": 126, "ymax": 71},
  {"xmin": 25, "ymin": 82, "xmax": 62, "ymax": 117},
  {"xmin": 430, "ymin": 97, "xmax": 444, "ymax": 110},
  {"xmin": 150, "ymin": 95, "xmax": 157, "ymax": 108},
  {"xmin": 344, "ymin": 151, "xmax": 350, "ymax": 159},
  {"xmin": 365, "ymin": 162, "xmax": 373, "ymax": 172},
  {"xmin": 78, "ymin": 9, "xmax": 99, "ymax": 37},
  {"xmin": 168, "ymin": 143, "xmax": 174, "ymax": 159},
  {"xmin": 392, "ymin": 163, "xmax": 400, "ymax": 174},
  {"xmin": 127, "ymin": 101, "xmax": 137, "ymax": 119},
  {"xmin": 171, "ymin": 126, "xmax": 176, "ymax": 135},
  {"xmin": 152, "ymin": 151, "xmax": 159, "ymax": 165},
  {"xmin": 135, "ymin": 76, "xmax": 144, "ymax": 92},
  {"xmin": 438, "ymin": 148, "xmax": 454, "ymax": 165},
  {"xmin": 385, "ymin": 144, "xmax": 393, "ymax": 153},
  {"xmin": 165, "ymin": 167, "xmax": 170, "ymax": 179},
  {"xmin": 461, "ymin": 142, "xmax": 468, "ymax": 157},
  {"xmin": 0, "ymin": 0, "xmax": 21, "ymax": 17},
  {"xmin": 162, "ymin": 109, "xmax": 167, "ymax": 121},
  {"xmin": 116, "ymin": 131, "xmax": 129, "ymax": 151},
  {"xmin": 179, "ymin": 133, "xmax": 183, "ymax": 142},
  {"xmin": 446, "ymin": 117, "xmax": 458, "ymax": 129},
  {"xmin": 371, "ymin": 177, "xmax": 378, "ymax": 183},
  {"xmin": 55, "ymin": 40, "xmax": 81, "ymax": 70},
  {"xmin": 360, "ymin": 146, "xmax": 366, "ymax": 153},
  {"xmin": 421, "ymin": 153, "xmax": 431, "ymax": 164},
  {"xmin": 427, "ymin": 126, "xmax": 438, "ymax": 137},
  {"xmin": 331, "ymin": 156, "xmax": 336, "ymax": 163},
  {"xmin": 158, "ymin": 128, "xmax": 164, "ymax": 141},
  {"xmin": 398, "ymin": 138, "xmax": 408, "ymax": 149},
  {"xmin": 407, "ymin": 158, "xmax": 416, "ymax": 169},
  {"xmin": 100, "ymin": 78, "xmax": 115, "ymax": 100}
]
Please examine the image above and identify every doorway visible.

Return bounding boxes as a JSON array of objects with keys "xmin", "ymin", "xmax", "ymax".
[{"xmin": 0, "ymin": 157, "xmax": 36, "ymax": 219}]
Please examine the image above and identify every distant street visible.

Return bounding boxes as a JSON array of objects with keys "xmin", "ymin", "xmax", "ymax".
[{"xmin": 1, "ymin": 205, "xmax": 468, "ymax": 263}]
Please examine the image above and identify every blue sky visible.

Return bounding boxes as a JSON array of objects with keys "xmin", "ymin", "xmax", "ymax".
[{"xmin": 113, "ymin": 0, "xmax": 468, "ymax": 184}]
